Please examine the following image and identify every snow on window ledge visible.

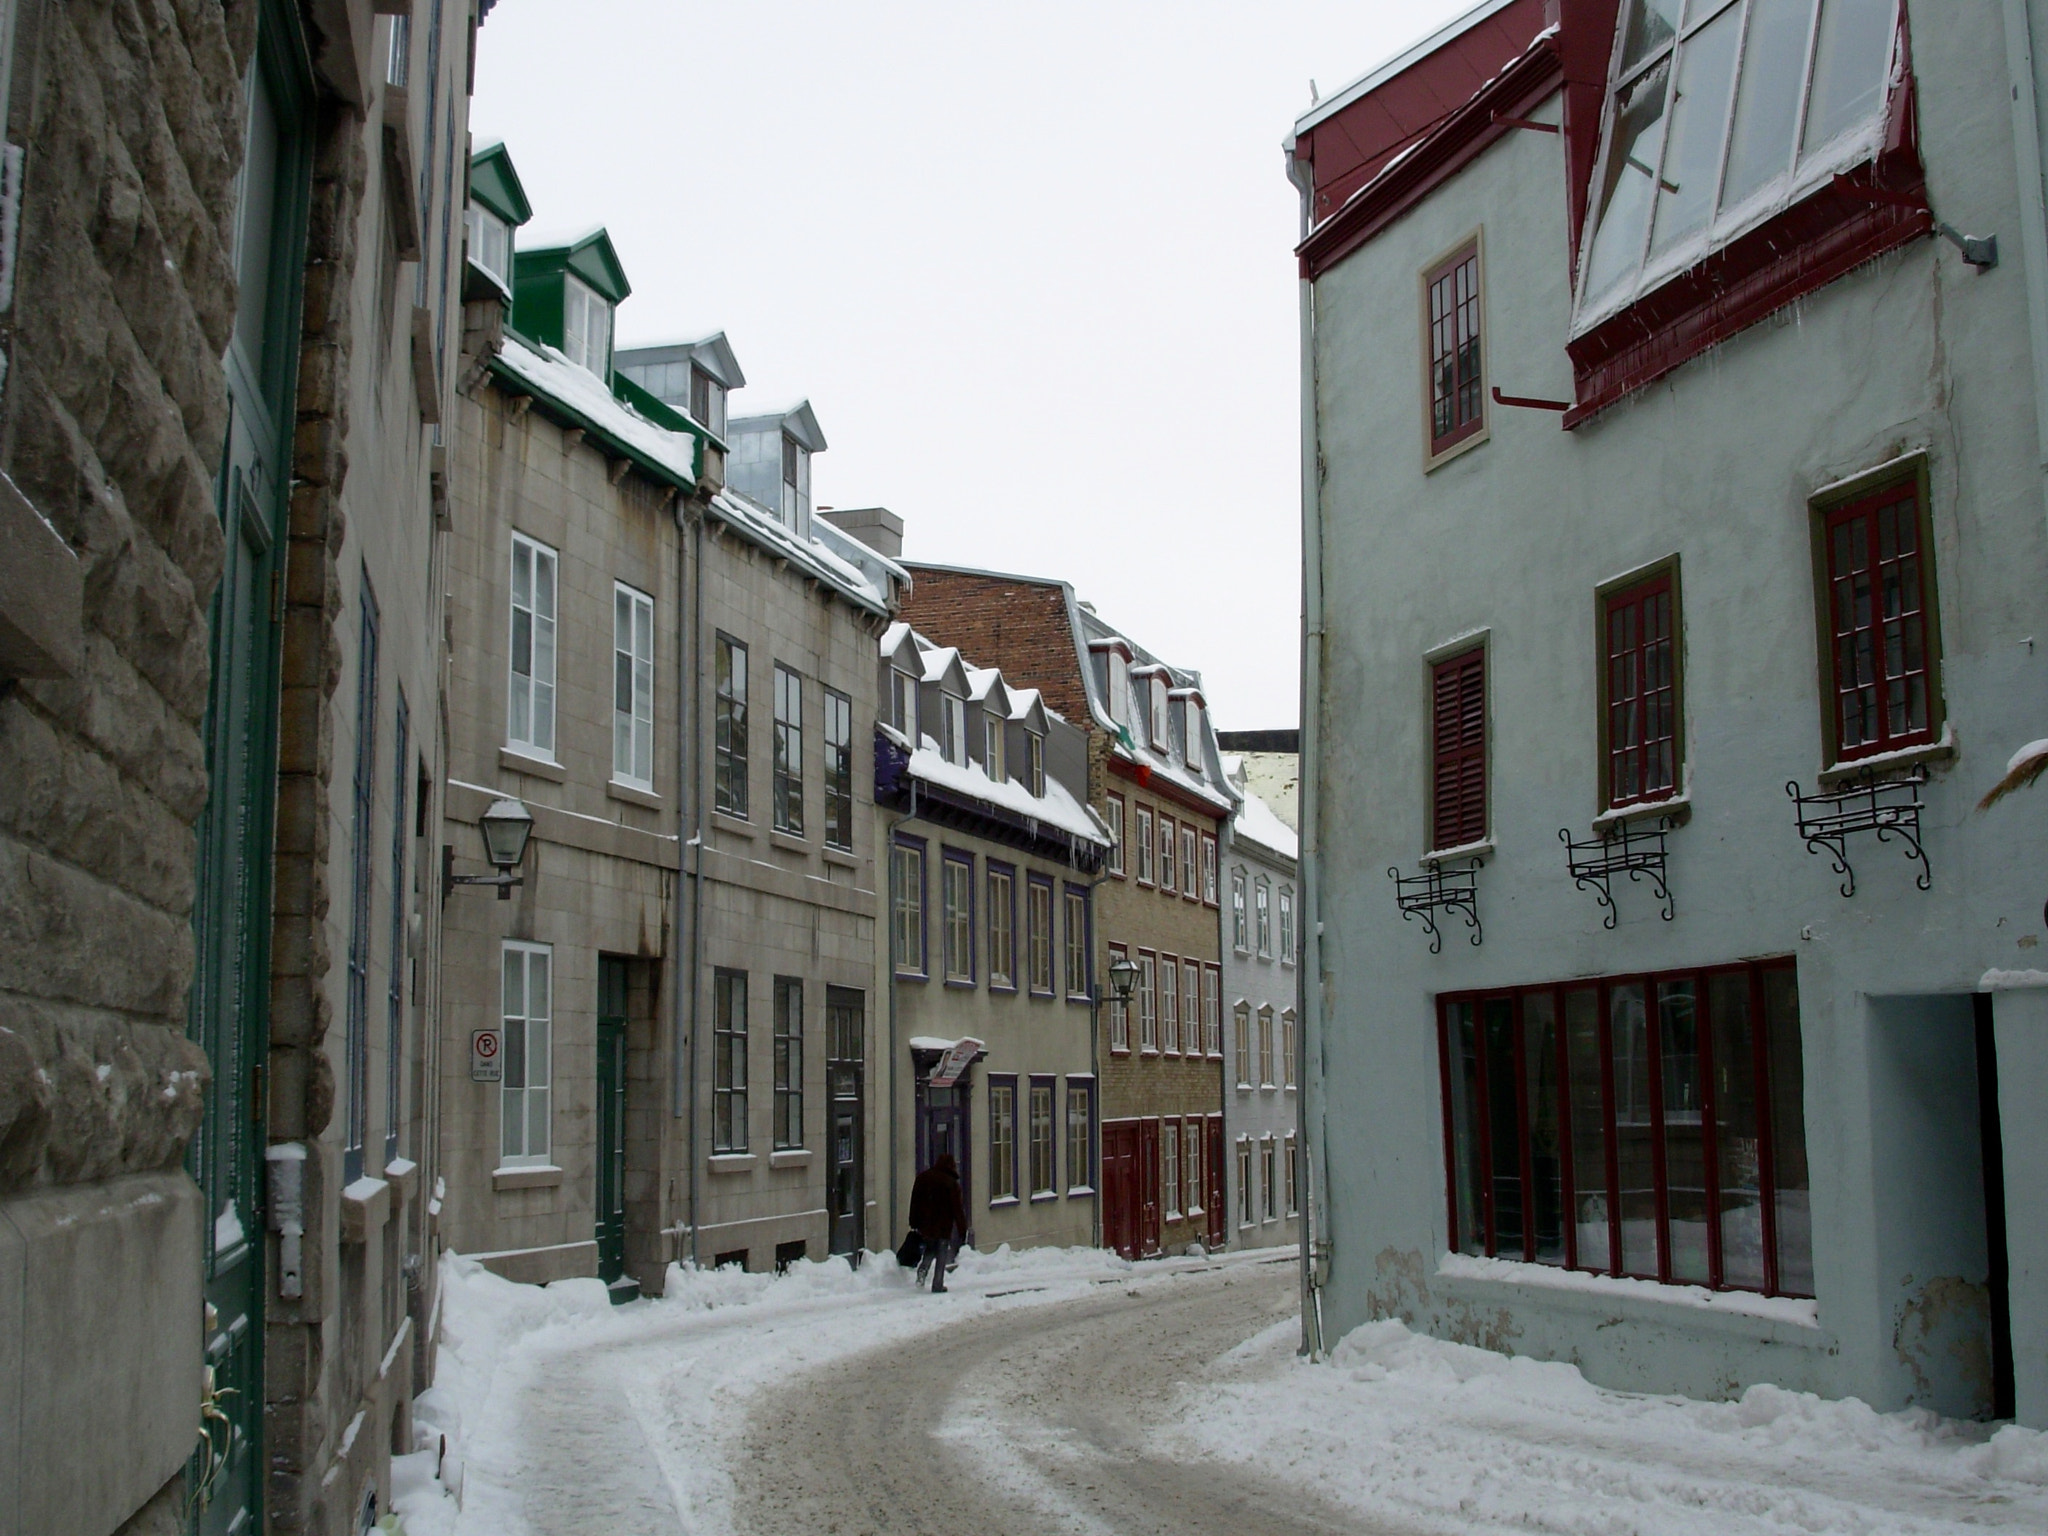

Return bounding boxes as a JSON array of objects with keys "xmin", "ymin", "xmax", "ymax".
[{"xmin": 1437, "ymin": 1252, "xmax": 1822, "ymax": 1333}]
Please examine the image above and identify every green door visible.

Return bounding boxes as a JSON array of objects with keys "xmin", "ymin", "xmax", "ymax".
[
  {"xmin": 188, "ymin": 13, "xmax": 311, "ymax": 1533},
  {"xmin": 595, "ymin": 958, "xmax": 629, "ymax": 1286}
]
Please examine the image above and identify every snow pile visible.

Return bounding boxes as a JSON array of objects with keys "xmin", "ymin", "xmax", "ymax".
[{"xmin": 1159, "ymin": 1315, "xmax": 2048, "ymax": 1533}]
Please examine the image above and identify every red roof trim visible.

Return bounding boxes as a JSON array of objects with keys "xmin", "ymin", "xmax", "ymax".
[{"xmin": 1298, "ymin": 36, "xmax": 1565, "ymax": 281}]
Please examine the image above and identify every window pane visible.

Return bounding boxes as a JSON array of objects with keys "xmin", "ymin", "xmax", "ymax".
[
  {"xmin": 1721, "ymin": 0, "xmax": 1814, "ymax": 207},
  {"xmin": 1611, "ymin": 983, "xmax": 1659, "ymax": 1276},
  {"xmin": 1620, "ymin": 0, "xmax": 1683, "ymax": 73},
  {"xmin": 1524, "ymin": 992, "xmax": 1565, "ymax": 1265},
  {"xmin": 1649, "ymin": 3, "xmax": 1741, "ymax": 256},
  {"xmin": 1565, "ymin": 987, "xmax": 1610, "ymax": 1271},
  {"xmin": 1482, "ymin": 999, "xmax": 1522, "ymax": 1259},
  {"xmin": 1801, "ymin": 0, "xmax": 1894, "ymax": 158},
  {"xmin": 1709, "ymin": 971, "xmax": 1767, "ymax": 1291},
  {"xmin": 1583, "ymin": 59, "xmax": 1672, "ymax": 304},
  {"xmin": 1446, "ymin": 1003, "xmax": 1484, "ymax": 1255},
  {"xmin": 1659, "ymin": 979, "xmax": 1710, "ymax": 1285},
  {"xmin": 1764, "ymin": 967, "xmax": 1813, "ymax": 1294}
]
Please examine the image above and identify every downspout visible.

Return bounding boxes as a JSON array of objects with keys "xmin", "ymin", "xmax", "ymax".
[
  {"xmin": 886, "ymin": 780, "xmax": 921, "ymax": 1240},
  {"xmin": 684, "ymin": 505, "xmax": 710, "ymax": 1269},
  {"xmin": 1291, "ymin": 140, "xmax": 1331, "ymax": 1362},
  {"xmin": 2002, "ymin": 0, "xmax": 2048, "ymax": 484}
]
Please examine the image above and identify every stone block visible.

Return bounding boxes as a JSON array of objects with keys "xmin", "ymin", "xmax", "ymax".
[
  {"xmin": 0, "ymin": 1171, "xmax": 203, "ymax": 1536},
  {"xmin": 0, "ymin": 470, "xmax": 83, "ymax": 681}
]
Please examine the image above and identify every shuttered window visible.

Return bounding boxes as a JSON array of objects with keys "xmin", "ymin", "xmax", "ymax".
[{"xmin": 1431, "ymin": 647, "xmax": 1487, "ymax": 851}]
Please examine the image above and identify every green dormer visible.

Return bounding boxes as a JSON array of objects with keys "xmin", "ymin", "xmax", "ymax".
[
  {"xmin": 465, "ymin": 141, "xmax": 531, "ymax": 296},
  {"xmin": 512, "ymin": 228, "xmax": 631, "ymax": 379}
]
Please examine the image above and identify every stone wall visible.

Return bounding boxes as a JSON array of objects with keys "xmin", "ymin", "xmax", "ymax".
[{"xmin": 0, "ymin": 2, "xmax": 254, "ymax": 1531}]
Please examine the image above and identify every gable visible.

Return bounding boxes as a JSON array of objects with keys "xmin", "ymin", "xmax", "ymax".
[{"xmin": 469, "ymin": 141, "xmax": 532, "ymax": 225}]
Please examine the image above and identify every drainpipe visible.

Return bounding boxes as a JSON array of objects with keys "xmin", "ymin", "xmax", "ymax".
[
  {"xmin": 886, "ymin": 781, "xmax": 921, "ymax": 1241},
  {"xmin": 1291, "ymin": 143, "xmax": 1331, "ymax": 1362},
  {"xmin": 683, "ymin": 506, "xmax": 710, "ymax": 1269},
  {"xmin": 2003, "ymin": 0, "xmax": 2048, "ymax": 490}
]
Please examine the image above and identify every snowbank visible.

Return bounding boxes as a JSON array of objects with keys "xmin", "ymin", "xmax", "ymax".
[{"xmin": 1159, "ymin": 1315, "xmax": 2048, "ymax": 1534}]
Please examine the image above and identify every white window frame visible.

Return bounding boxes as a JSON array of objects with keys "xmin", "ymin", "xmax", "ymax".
[
  {"xmin": 1181, "ymin": 961, "xmax": 1200, "ymax": 1058},
  {"xmin": 1065, "ymin": 1080, "xmax": 1094, "ymax": 1195},
  {"xmin": 1258, "ymin": 1005, "xmax": 1276, "ymax": 1089},
  {"xmin": 1108, "ymin": 944, "xmax": 1131, "ymax": 1052},
  {"xmin": 987, "ymin": 865, "xmax": 1015, "ymax": 989},
  {"xmin": 1574, "ymin": 0, "xmax": 1903, "ymax": 334},
  {"xmin": 892, "ymin": 668, "xmax": 919, "ymax": 739},
  {"xmin": 1182, "ymin": 698, "xmax": 1204, "ymax": 770},
  {"xmin": 983, "ymin": 712, "xmax": 1006, "ymax": 782},
  {"xmin": 1261, "ymin": 1135, "xmax": 1278, "ymax": 1222},
  {"xmin": 1202, "ymin": 965, "xmax": 1221, "ymax": 1057},
  {"xmin": 1029, "ymin": 1080, "xmax": 1056, "ymax": 1198},
  {"xmin": 1064, "ymin": 887, "xmax": 1089, "ymax": 1001},
  {"xmin": 507, "ymin": 533, "xmax": 558, "ymax": 760},
  {"xmin": 1282, "ymin": 1008, "xmax": 1298, "ymax": 1091},
  {"xmin": 1234, "ymin": 1002, "xmax": 1252, "ymax": 1088},
  {"xmin": 1279, "ymin": 886, "xmax": 1296, "ymax": 965},
  {"xmin": 1159, "ymin": 955, "xmax": 1179, "ymax": 1055},
  {"xmin": 1146, "ymin": 676, "xmax": 1169, "ymax": 750},
  {"xmin": 465, "ymin": 203, "xmax": 512, "ymax": 291},
  {"xmin": 1201, "ymin": 834, "xmax": 1218, "ymax": 905},
  {"xmin": 1159, "ymin": 814, "xmax": 1177, "ymax": 894},
  {"xmin": 1237, "ymin": 1136, "xmax": 1254, "ymax": 1227},
  {"xmin": 1231, "ymin": 871, "xmax": 1249, "ymax": 952},
  {"xmin": 1025, "ymin": 730, "xmax": 1045, "ymax": 796},
  {"xmin": 1138, "ymin": 951, "xmax": 1158, "ymax": 1053},
  {"xmin": 942, "ymin": 693, "xmax": 967, "ymax": 767},
  {"xmin": 1255, "ymin": 878, "xmax": 1272, "ymax": 958},
  {"xmin": 612, "ymin": 582, "xmax": 655, "ymax": 791},
  {"xmin": 1183, "ymin": 1119, "xmax": 1204, "ymax": 1216},
  {"xmin": 1136, "ymin": 806, "xmax": 1155, "ymax": 885},
  {"xmin": 1162, "ymin": 1117, "xmax": 1181, "ymax": 1221},
  {"xmin": 1106, "ymin": 795, "xmax": 1126, "ymax": 876},
  {"xmin": 1178, "ymin": 826, "xmax": 1197, "ymax": 901},
  {"xmin": 561, "ymin": 273, "xmax": 613, "ymax": 376},
  {"xmin": 499, "ymin": 941, "xmax": 552, "ymax": 1168}
]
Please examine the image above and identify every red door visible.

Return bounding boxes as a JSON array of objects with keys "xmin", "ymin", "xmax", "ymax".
[
  {"xmin": 1101, "ymin": 1121, "xmax": 1140, "ymax": 1258},
  {"xmin": 1139, "ymin": 1119, "xmax": 1161, "ymax": 1255},
  {"xmin": 1207, "ymin": 1113, "xmax": 1227, "ymax": 1249}
]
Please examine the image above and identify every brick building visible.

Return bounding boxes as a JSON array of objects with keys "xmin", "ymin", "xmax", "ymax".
[{"xmin": 899, "ymin": 566, "xmax": 1234, "ymax": 1256}]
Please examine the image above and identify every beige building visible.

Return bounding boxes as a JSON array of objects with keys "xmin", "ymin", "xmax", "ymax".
[{"xmin": 869, "ymin": 618, "xmax": 1110, "ymax": 1253}]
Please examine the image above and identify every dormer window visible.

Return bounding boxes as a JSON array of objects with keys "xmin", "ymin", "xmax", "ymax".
[
  {"xmin": 892, "ymin": 668, "xmax": 919, "ymax": 739},
  {"xmin": 942, "ymin": 694, "xmax": 967, "ymax": 767},
  {"xmin": 1025, "ymin": 731, "xmax": 1045, "ymax": 797},
  {"xmin": 781, "ymin": 434, "xmax": 810, "ymax": 530},
  {"xmin": 561, "ymin": 274, "xmax": 612, "ymax": 375},
  {"xmin": 1148, "ymin": 677, "xmax": 1169, "ymax": 752},
  {"xmin": 984, "ymin": 714, "xmax": 1006, "ymax": 782},
  {"xmin": 465, "ymin": 203, "xmax": 511, "ymax": 291},
  {"xmin": 691, "ymin": 367, "xmax": 727, "ymax": 436},
  {"xmin": 1576, "ymin": 0, "xmax": 1900, "ymax": 328},
  {"xmin": 1108, "ymin": 652, "xmax": 1130, "ymax": 725},
  {"xmin": 1181, "ymin": 697, "xmax": 1204, "ymax": 773}
]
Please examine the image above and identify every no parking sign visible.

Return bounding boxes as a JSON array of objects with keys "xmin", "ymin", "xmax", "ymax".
[{"xmin": 471, "ymin": 1028, "xmax": 502, "ymax": 1082}]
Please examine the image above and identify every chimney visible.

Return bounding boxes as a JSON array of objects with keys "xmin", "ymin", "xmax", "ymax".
[{"xmin": 817, "ymin": 506, "xmax": 903, "ymax": 558}]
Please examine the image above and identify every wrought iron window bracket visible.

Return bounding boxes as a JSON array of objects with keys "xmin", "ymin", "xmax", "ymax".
[
  {"xmin": 1388, "ymin": 858, "xmax": 1482, "ymax": 954},
  {"xmin": 1559, "ymin": 815, "xmax": 1676, "ymax": 928},
  {"xmin": 1785, "ymin": 765, "xmax": 1932, "ymax": 898}
]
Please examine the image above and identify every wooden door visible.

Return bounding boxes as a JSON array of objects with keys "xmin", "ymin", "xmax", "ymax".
[
  {"xmin": 1207, "ymin": 1114, "xmax": 1227, "ymax": 1249},
  {"xmin": 1100, "ymin": 1121, "xmax": 1139, "ymax": 1258},
  {"xmin": 189, "ymin": 17, "xmax": 312, "ymax": 1532},
  {"xmin": 595, "ymin": 958, "xmax": 628, "ymax": 1285},
  {"xmin": 1139, "ymin": 1118, "xmax": 1161, "ymax": 1255},
  {"xmin": 825, "ymin": 988, "xmax": 865, "ymax": 1257}
]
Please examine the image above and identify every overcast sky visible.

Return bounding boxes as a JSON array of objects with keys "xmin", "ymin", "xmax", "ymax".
[{"xmin": 471, "ymin": 1, "xmax": 1472, "ymax": 729}]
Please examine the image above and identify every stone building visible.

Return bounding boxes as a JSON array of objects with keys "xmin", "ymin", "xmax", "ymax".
[
  {"xmin": 869, "ymin": 618, "xmax": 1110, "ymax": 1254},
  {"xmin": 898, "ymin": 567, "xmax": 1235, "ymax": 1258},
  {"xmin": 1293, "ymin": 0, "xmax": 2048, "ymax": 1425},
  {"xmin": 1219, "ymin": 761, "xmax": 1299, "ymax": 1252},
  {"xmin": 1, "ymin": 1, "xmax": 477, "ymax": 1532}
]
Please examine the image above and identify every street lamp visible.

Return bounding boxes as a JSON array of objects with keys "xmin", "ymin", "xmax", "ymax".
[
  {"xmin": 1107, "ymin": 951, "xmax": 1140, "ymax": 1004},
  {"xmin": 443, "ymin": 797, "xmax": 533, "ymax": 901}
]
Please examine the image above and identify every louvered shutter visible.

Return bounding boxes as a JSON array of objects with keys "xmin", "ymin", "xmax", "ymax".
[{"xmin": 1431, "ymin": 649, "xmax": 1487, "ymax": 850}]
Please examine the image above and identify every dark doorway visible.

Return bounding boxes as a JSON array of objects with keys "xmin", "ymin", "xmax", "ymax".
[
  {"xmin": 1102, "ymin": 1121, "xmax": 1140, "ymax": 1258},
  {"xmin": 1207, "ymin": 1114, "xmax": 1227, "ymax": 1249},
  {"xmin": 595, "ymin": 958, "xmax": 629, "ymax": 1288},
  {"xmin": 1974, "ymin": 995, "xmax": 2015, "ymax": 1420},
  {"xmin": 916, "ymin": 1079, "xmax": 970, "ymax": 1193},
  {"xmin": 826, "ymin": 988, "xmax": 865, "ymax": 1257},
  {"xmin": 1139, "ymin": 1119, "xmax": 1161, "ymax": 1255}
]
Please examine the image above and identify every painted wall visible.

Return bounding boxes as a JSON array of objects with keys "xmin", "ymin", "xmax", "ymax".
[
  {"xmin": 1222, "ymin": 825, "xmax": 1300, "ymax": 1250},
  {"xmin": 1309, "ymin": 3, "xmax": 2048, "ymax": 1420}
]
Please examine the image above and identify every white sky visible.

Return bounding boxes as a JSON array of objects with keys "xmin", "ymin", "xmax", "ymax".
[{"xmin": 471, "ymin": 1, "xmax": 1473, "ymax": 729}]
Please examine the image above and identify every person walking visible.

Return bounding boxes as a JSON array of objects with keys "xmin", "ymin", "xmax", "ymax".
[{"xmin": 906, "ymin": 1152, "xmax": 967, "ymax": 1293}]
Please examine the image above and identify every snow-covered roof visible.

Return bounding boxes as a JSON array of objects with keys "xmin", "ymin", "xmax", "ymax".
[
  {"xmin": 704, "ymin": 486, "xmax": 897, "ymax": 615},
  {"xmin": 906, "ymin": 744, "xmax": 1108, "ymax": 847},
  {"xmin": 879, "ymin": 621, "xmax": 914, "ymax": 658},
  {"xmin": 492, "ymin": 335, "xmax": 701, "ymax": 490},
  {"xmin": 921, "ymin": 647, "xmax": 964, "ymax": 685},
  {"xmin": 1232, "ymin": 785, "xmax": 1298, "ymax": 863}
]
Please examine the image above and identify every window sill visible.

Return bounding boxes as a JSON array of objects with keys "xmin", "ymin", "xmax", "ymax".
[
  {"xmin": 943, "ymin": 978, "xmax": 977, "ymax": 991},
  {"xmin": 769, "ymin": 1149, "xmax": 812, "ymax": 1168},
  {"xmin": 341, "ymin": 1175, "xmax": 391, "ymax": 1243},
  {"xmin": 1028, "ymin": 990, "xmax": 1056, "ymax": 1003},
  {"xmin": 607, "ymin": 779, "xmax": 662, "ymax": 811},
  {"xmin": 1420, "ymin": 838, "xmax": 1492, "ymax": 866},
  {"xmin": 896, "ymin": 969, "xmax": 929, "ymax": 984},
  {"xmin": 1030, "ymin": 1191, "xmax": 1059, "ymax": 1204},
  {"xmin": 769, "ymin": 829, "xmax": 809, "ymax": 854},
  {"xmin": 491, "ymin": 1164, "xmax": 562, "ymax": 1192},
  {"xmin": 989, "ymin": 1195, "xmax": 1020, "ymax": 1209},
  {"xmin": 821, "ymin": 845, "xmax": 859, "ymax": 869},
  {"xmin": 1066, "ymin": 1186, "xmax": 1095, "ymax": 1198},
  {"xmin": 1236, "ymin": 1083, "xmax": 1253, "ymax": 1093},
  {"xmin": 500, "ymin": 746, "xmax": 566, "ymax": 783},
  {"xmin": 712, "ymin": 810, "xmax": 755, "ymax": 839},
  {"xmin": 1140, "ymin": 1048, "xmax": 1159, "ymax": 1058},
  {"xmin": 990, "ymin": 981, "xmax": 1019, "ymax": 995},
  {"xmin": 708, "ymin": 1154, "xmax": 756, "ymax": 1174},
  {"xmin": 1436, "ymin": 1252, "xmax": 1825, "ymax": 1338},
  {"xmin": 1818, "ymin": 726, "xmax": 1956, "ymax": 787},
  {"xmin": 1066, "ymin": 994, "xmax": 1092, "ymax": 1007},
  {"xmin": 1593, "ymin": 793, "xmax": 1691, "ymax": 833}
]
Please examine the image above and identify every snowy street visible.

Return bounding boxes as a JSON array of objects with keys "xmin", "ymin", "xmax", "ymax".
[{"xmin": 395, "ymin": 1247, "xmax": 2048, "ymax": 1536}]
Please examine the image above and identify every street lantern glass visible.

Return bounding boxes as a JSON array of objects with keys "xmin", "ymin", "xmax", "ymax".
[
  {"xmin": 479, "ymin": 797, "xmax": 534, "ymax": 871},
  {"xmin": 1108, "ymin": 953, "xmax": 1140, "ymax": 1002}
]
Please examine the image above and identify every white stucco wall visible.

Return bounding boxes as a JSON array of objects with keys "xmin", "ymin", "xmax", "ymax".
[{"xmin": 1309, "ymin": 4, "xmax": 2048, "ymax": 1420}]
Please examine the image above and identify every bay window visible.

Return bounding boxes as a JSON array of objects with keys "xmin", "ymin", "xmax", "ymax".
[
  {"xmin": 1577, "ymin": 0, "xmax": 1902, "ymax": 327},
  {"xmin": 1439, "ymin": 959, "xmax": 1812, "ymax": 1296}
]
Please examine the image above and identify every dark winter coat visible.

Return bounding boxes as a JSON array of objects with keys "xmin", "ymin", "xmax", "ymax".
[{"xmin": 908, "ymin": 1156, "xmax": 967, "ymax": 1244}]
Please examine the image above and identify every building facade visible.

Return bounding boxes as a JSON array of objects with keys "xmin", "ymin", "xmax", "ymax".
[
  {"xmin": 1221, "ymin": 764, "xmax": 1300, "ymax": 1252},
  {"xmin": 871, "ymin": 620, "xmax": 1109, "ymax": 1254},
  {"xmin": 1294, "ymin": 0, "xmax": 2048, "ymax": 1425},
  {"xmin": 899, "ymin": 567, "xmax": 1235, "ymax": 1259}
]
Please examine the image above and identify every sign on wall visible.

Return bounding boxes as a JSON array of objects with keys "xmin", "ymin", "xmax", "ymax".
[
  {"xmin": 929, "ymin": 1037, "xmax": 984, "ymax": 1089},
  {"xmin": 470, "ymin": 1028, "xmax": 502, "ymax": 1082}
]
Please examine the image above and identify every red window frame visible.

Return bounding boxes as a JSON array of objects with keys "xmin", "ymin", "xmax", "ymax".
[
  {"xmin": 1424, "ymin": 240, "xmax": 1484, "ymax": 459},
  {"xmin": 1603, "ymin": 570, "xmax": 1678, "ymax": 808},
  {"xmin": 1823, "ymin": 479, "xmax": 1935, "ymax": 763},
  {"xmin": 1430, "ymin": 647, "xmax": 1486, "ymax": 851},
  {"xmin": 1435, "ymin": 959, "xmax": 1811, "ymax": 1298}
]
